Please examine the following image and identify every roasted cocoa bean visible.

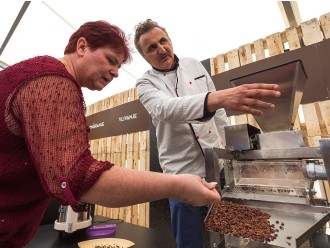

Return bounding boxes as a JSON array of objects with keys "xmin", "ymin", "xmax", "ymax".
[{"xmin": 205, "ymin": 200, "xmax": 278, "ymax": 243}]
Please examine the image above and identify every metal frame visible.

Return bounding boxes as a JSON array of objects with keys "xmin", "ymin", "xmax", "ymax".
[{"xmin": 0, "ymin": 1, "xmax": 30, "ymax": 68}]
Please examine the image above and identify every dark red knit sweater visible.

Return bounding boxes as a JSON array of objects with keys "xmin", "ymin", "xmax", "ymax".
[{"xmin": 0, "ymin": 56, "xmax": 112, "ymax": 247}]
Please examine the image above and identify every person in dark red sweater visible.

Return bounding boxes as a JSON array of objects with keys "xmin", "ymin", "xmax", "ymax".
[{"xmin": 0, "ymin": 21, "xmax": 222, "ymax": 247}]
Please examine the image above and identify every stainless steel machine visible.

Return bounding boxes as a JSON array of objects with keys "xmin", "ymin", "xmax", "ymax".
[
  {"xmin": 204, "ymin": 60, "xmax": 330, "ymax": 248},
  {"xmin": 54, "ymin": 205, "xmax": 92, "ymax": 233}
]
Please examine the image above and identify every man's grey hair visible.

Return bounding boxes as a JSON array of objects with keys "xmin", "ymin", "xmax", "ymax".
[{"xmin": 134, "ymin": 19, "xmax": 169, "ymax": 55}]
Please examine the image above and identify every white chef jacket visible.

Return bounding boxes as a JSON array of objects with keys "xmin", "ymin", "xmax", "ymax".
[{"xmin": 136, "ymin": 57, "xmax": 228, "ymax": 177}]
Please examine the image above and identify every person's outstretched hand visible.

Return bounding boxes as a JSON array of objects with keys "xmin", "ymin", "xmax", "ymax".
[
  {"xmin": 172, "ymin": 174, "xmax": 221, "ymax": 206},
  {"xmin": 208, "ymin": 83, "xmax": 281, "ymax": 116}
]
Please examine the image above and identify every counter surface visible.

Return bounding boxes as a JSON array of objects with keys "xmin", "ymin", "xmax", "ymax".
[{"xmin": 26, "ymin": 216, "xmax": 171, "ymax": 248}]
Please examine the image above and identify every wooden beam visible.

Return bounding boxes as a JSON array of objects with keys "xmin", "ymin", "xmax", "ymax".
[{"xmin": 278, "ymin": 1, "xmax": 302, "ymax": 28}]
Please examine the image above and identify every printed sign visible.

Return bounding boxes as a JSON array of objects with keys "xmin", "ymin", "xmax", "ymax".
[{"xmin": 86, "ymin": 100, "xmax": 150, "ymax": 140}]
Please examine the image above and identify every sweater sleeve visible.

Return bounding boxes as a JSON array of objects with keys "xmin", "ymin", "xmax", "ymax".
[{"xmin": 12, "ymin": 75, "xmax": 112, "ymax": 208}]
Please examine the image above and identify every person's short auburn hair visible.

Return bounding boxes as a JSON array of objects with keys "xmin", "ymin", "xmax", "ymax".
[{"xmin": 64, "ymin": 20, "xmax": 132, "ymax": 64}]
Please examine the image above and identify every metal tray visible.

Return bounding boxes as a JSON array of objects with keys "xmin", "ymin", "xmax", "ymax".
[{"xmin": 205, "ymin": 199, "xmax": 330, "ymax": 247}]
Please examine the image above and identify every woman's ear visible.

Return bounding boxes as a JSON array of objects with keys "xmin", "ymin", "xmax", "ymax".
[{"xmin": 76, "ymin": 37, "xmax": 88, "ymax": 57}]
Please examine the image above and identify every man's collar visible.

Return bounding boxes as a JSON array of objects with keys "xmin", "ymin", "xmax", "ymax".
[{"xmin": 152, "ymin": 54, "xmax": 179, "ymax": 72}]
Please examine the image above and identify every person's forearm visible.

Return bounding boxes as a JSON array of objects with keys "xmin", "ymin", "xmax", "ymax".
[{"xmin": 80, "ymin": 166, "xmax": 177, "ymax": 207}]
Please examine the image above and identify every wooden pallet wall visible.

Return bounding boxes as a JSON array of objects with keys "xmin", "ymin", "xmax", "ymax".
[
  {"xmin": 210, "ymin": 12, "xmax": 330, "ymax": 74},
  {"xmin": 85, "ymin": 88, "xmax": 150, "ymax": 227},
  {"xmin": 210, "ymin": 12, "xmax": 330, "ymax": 201},
  {"xmin": 210, "ymin": 12, "xmax": 330, "ymax": 144}
]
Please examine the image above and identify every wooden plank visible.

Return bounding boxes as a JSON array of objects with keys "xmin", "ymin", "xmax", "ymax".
[
  {"xmin": 96, "ymin": 100, "xmax": 103, "ymax": 113},
  {"xmin": 277, "ymin": 1, "xmax": 302, "ymax": 29},
  {"xmin": 323, "ymin": 181, "xmax": 330, "ymax": 203},
  {"xmin": 235, "ymin": 114, "xmax": 248, "ymax": 125},
  {"xmin": 122, "ymin": 137, "xmax": 130, "ymax": 222},
  {"xmin": 86, "ymin": 103, "xmax": 96, "ymax": 116},
  {"xmin": 97, "ymin": 138, "xmax": 103, "ymax": 156},
  {"xmin": 215, "ymin": 54, "xmax": 226, "ymax": 74},
  {"xmin": 116, "ymin": 136, "xmax": 125, "ymax": 220},
  {"xmin": 265, "ymin": 32, "xmax": 284, "ymax": 56},
  {"xmin": 102, "ymin": 138, "xmax": 108, "ymax": 154},
  {"xmin": 132, "ymin": 133, "xmax": 140, "ymax": 170},
  {"xmin": 101, "ymin": 153, "xmax": 107, "ymax": 162},
  {"xmin": 101, "ymin": 99, "xmax": 107, "ymax": 111},
  {"xmin": 253, "ymin": 39, "xmax": 265, "ymax": 61},
  {"xmin": 145, "ymin": 196, "xmax": 150, "ymax": 228},
  {"xmin": 92, "ymin": 139, "xmax": 99, "ymax": 156},
  {"xmin": 109, "ymin": 136, "xmax": 116, "ymax": 163},
  {"xmin": 110, "ymin": 136, "xmax": 120, "ymax": 220},
  {"xmin": 106, "ymin": 152, "xmax": 111, "ymax": 163},
  {"xmin": 302, "ymin": 103, "xmax": 322, "ymax": 137},
  {"xmin": 291, "ymin": 1, "xmax": 302, "ymax": 24},
  {"xmin": 209, "ymin": 57, "xmax": 216, "ymax": 76},
  {"xmin": 313, "ymin": 180, "xmax": 327, "ymax": 201},
  {"xmin": 106, "ymin": 137, "xmax": 112, "ymax": 154},
  {"xmin": 127, "ymin": 133, "xmax": 134, "ymax": 169},
  {"xmin": 85, "ymin": 105, "xmax": 91, "ymax": 117},
  {"xmin": 123, "ymin": 90, "xmax": 129, "ymax": 104},
  {"xmin": 226, "ymin": 49, "xmax": 240, "ymax": 70},
  {"xmin": 129, "ymin": 88, "xmax": 137, "ymax": 101},
  {"xmin": 317, "ymin": 100, "xmax": 330, "ymax": 136},
  {"xmin": 145, "ymin": 131, "xmax": 150, "ymax": 228},
  {"xmin": 126, "ymin": 132, "xmax": 136, "ymax": 224},
  {"xmin": 88, "ymin": 104, "xmax": 95, "ymax": 115},
  {"xmin": 238, "ymin": 44, "xmax": 253, "ymax": 66},
  {"xmin": 106, "ymin": 207, "xmax": 112, "ymax": 219},
  {"xmin": 305, "ymin": 136, "xmax": 322, "ymax": 147},
  {"xmin": 113, "ymin": 147, "xmax": 121, "ymax": 219},
  {"xmin": 228, "ymin": 116, "xmax": 235, "ymax": 126},
  {"xmin": 121, "ymin": 132, "xmax": 130, "ymax": 222},
  {"xmin": 121, "ymin": 92, "xmax": 129, "ymax": 167},
  {"xmin": 132, "ymin": 132, "xmax": 140, "ymax": 225},
  {"xmin": 136, "ymin": 88, "xmax": 139, "ymax": 99},
  {"xmin": 145, "ymin": 131, "xmax": 150, "ymax": 167},
  {"xmin": 277, "ymin": 1, "xmax": 290, "ymax": 28},
  {"xmin": 89, "ymin": 140, "xmax": 95, "ymax": 156},
  {"xmin": 109, "ymin": 94, "xmax": 115, "ymax": 166},
  {"xmin": 285, "ymin": 27, "xmax": 302, "ymax": 50},
  {"xmin": 320, "ymin": 12, "xmax": 330, "ymax": 39},
  {"xmin": 301, "ymin": 18, "xmax": 324, "ymax": 46},
  {"xmin": 247, "ymin": 114, "xmax": 260, "ymax": 129},
  {"xmin": 138, "ymin": 131, "xmax": 149, "ymax": 227},
  {"xmin": 117, "ymin": 91, "xmax": 127, "ymax": 221},
  {"xmin": 102, "ymin": 206, "xmax": 108, "ymax": 218},
  {"xmin": 95, "ymin": 205, "xmax": 103, "ymax": 216},
  {"xmin": 323, "ymin": 180, "xmax": 330, "ymax": 202},
  {"xmin": 293, "ymin": 111, "xmax": 301, "ymax": 131},
  {"xmin": 129, "ymin": 90, "xmax": 138, "ymax": 223},
  {"xmin": 138, "ymin": 132, "xmax": 147, "ymax": 227}
]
